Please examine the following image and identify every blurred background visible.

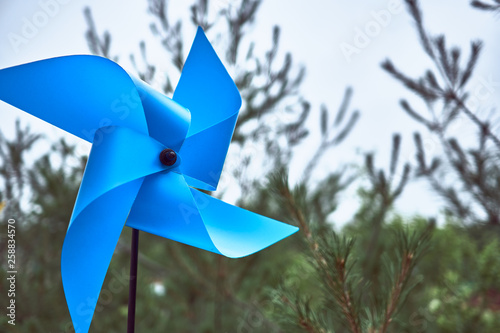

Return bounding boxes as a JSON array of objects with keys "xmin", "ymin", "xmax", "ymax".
[{"xmin": 1, "ymin": 0, "xmax": 500, "ymax": 332}]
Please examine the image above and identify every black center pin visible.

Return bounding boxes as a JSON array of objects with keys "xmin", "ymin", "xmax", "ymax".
[{"xmin": 159, "ymin": 148, "xmax": 177, "ymax": 166}]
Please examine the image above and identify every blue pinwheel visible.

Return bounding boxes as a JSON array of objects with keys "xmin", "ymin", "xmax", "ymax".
[{"xmin": 0, "ymin": 27, "xmax": 298, "ymax": 332}]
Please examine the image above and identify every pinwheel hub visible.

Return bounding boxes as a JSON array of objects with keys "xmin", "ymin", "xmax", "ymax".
[{"xmin": 159, "ymin": 148, "xmax": 177, "ymax": 166}]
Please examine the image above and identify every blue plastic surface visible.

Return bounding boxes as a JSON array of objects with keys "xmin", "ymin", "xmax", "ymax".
[{"xmin": 0, "ymin": 27, "xmax": 299, "ymax": 333}]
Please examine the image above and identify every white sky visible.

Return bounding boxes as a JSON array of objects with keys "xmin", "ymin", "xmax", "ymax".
[{"xmin": 0, "ymin": 0, "xmax": 499, "ymax": 226}]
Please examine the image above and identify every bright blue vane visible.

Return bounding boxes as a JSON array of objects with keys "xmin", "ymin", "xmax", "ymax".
[{"xmin": 0, "ymin": 27, "xmax": 298, "ymax": 333}]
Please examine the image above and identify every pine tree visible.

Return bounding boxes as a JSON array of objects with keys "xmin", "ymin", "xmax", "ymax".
[{"xmin": 382, "ymin": 0, "xmax": 500, "ymax": 227}]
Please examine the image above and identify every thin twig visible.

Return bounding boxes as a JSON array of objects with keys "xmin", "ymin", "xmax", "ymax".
[
  {"xmin": 451, "ymin": 94, "xmax": 500, "ymax": 150},
  {"xmin": 377, "ymin": 251, "xmax": 413, "ymax": 333}
]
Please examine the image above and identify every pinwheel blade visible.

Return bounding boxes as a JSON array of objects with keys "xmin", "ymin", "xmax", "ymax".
[
  {"xmin": 173, "ymin": 27, "xmax": 242, "ymax": 191},
  {"xmin": 63, "ymin": 126, "xmax": 168, "ymax": 333},
  {"xmin": 63, "ymin": 179, "xmax": 142, "ymax": 333},
  {"xmin": 131, "ymin": 77, "xmax": 191, "ymax": 151},
  {"xmin": 0, "ymin": 55, "xmax": 149, "ymax": 142},
  {"xmin": 190, "ymin": 189, "xmax": 299, "ymax": 257},
  {"xmin": 126, "ymin": 172, "xmax": 299, "ymax": 258},
  {"xmin": 126, "ymin": 172, "xmax": 217, "ymax": 252}
]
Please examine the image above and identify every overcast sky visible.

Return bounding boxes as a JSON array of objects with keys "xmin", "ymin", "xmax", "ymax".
[{"xmin": 0, "ymin": 0, "xmax": 499, "ymax": 226}]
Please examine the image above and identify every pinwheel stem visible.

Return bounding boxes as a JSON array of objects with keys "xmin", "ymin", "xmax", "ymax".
[{"xmin": 127, "ymin": 228, "xmax": 140, "ymax": 333}]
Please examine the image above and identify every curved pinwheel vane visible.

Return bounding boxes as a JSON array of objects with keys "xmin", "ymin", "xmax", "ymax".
[{"xmin": 0, "ymin": 27, "xmax": 298, "ymax": 332}]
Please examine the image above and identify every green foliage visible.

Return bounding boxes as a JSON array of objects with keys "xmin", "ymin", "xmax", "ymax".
[
  {"xmin": 405, "ymin": 221, "xmax": 500, "ymax": 333},
  {"xmin": 266, "ymin": 158, "xmax": 431, "ymax": 333}
]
